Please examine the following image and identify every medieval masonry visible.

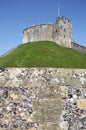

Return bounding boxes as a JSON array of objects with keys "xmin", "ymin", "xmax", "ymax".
[
  {"xmin": 0, "ymin": 68, "xmax": 86, "ymax": 130},
  {"xmin": 22, "ymin": 17, "xmax": 86, "ymax": 54}
]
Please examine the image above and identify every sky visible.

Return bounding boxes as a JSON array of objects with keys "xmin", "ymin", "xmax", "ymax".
[{"xmin": 0, "ymin": 0, "xmax": 86, "ymax": 55}]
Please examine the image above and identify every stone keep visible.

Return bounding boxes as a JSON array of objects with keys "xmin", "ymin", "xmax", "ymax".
[{"xmin": 22, "ymin": 17, "xmax": 72, "ymax": 48}]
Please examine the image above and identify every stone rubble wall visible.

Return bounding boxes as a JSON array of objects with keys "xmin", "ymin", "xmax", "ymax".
[{"xmin": 0, "ymin": 68, "xmax": 86, "ymax": 130}]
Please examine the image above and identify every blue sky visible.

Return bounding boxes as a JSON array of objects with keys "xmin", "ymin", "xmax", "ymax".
[{"xmin": 0, "ymin": 0, "xmax": 86, "ymax": 55}]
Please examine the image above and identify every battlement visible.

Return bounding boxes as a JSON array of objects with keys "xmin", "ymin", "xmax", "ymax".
[{"xmin": 56, "ymin": 16, "xmax": 71, "ymax": 24}]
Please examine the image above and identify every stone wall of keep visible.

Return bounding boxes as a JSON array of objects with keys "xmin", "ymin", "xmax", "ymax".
[
  {"xmin": 0, "ymin": 68, "xmax": 86, "ymax": 130},
  {"xmin": 22, "ymin": 24, "xmax": 53, "ymax": 43}
]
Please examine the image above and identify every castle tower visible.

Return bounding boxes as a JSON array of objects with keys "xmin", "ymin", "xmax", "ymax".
[{"xmin": 52, "ymin": 17, "xmax": 72, "ymax": 48}]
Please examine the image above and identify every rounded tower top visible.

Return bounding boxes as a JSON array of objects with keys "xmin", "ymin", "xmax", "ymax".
[{"xmin": 56, "ymin": 16, "xmax": 72, "ymax": 26}]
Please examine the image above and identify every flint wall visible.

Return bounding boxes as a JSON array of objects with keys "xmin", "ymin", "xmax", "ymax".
[{"xmin": 0, "ymin": 68, "xmax": 86, "ymax": 130}]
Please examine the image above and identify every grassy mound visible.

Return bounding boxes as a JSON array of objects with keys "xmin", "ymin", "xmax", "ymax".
[{"xmin": 0, "ymin": 41, "xmax": 86, "ymax": 68}]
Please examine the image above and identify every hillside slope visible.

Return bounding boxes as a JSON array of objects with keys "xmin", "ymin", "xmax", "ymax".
[{"xmin": 0, "ymin": 41, "xmax": 86, "ymax": 68}]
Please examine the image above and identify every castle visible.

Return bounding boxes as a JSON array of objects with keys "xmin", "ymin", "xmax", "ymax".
[{"xmin": 22, "ymin": 17, "xmax": 86, "ymax": 54}]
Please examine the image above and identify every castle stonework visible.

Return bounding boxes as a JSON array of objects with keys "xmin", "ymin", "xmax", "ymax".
[
  {"xmin": 0, "ymin": 68, "xmax": 86, "ymax": 130},
  {"xmin": 22, "ymin": 17, "xmax": 72, "ymax": 48},
  {"xmin": 52, "ymin": 17, "xmax": 72, "ymax": 48},
  {"xmin": 23, "ymin": 24, "xmax": 53, "ymax": 44},
  {"xmin": 22, "ymin": 17, "xmax": 86, "ymax": 53}
]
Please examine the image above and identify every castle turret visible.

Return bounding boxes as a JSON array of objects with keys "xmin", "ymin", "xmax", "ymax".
[{"xmin": 52, "ymin": 17, "xmax": 72, "ymax": 48}]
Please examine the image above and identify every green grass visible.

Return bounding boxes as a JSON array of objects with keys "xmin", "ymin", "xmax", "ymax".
[{"xmin": 0, "ymin": 41, "xmax": 86, "ymax": 68}]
